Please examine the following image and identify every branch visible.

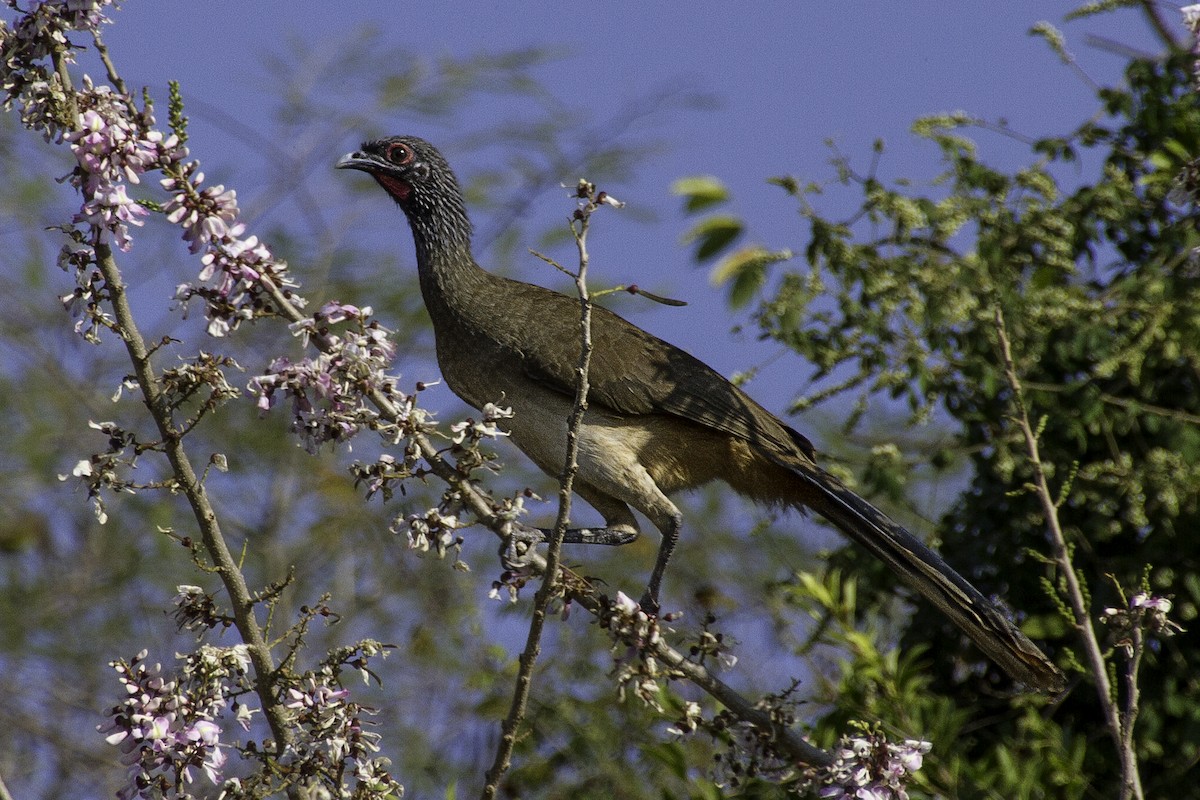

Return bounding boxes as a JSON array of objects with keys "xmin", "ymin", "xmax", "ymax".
[
  {"xmin": 1121, "ymin": 624, "xmax": 1143, "ymax": 791},
  {"xmin": 992, "ymin": 305, "xmax": 1142, "ymax": 800},
  {"xmin": 481, "ymin": 186, "xmax": 600, "ymax": 798},
  {"xmin": 94, "ymin": 242, "xmax": 300, "ymax": 760},
  {"xmin": 1021, "ymin": 380, "xmax": 1200, "ymax": 427},
  {"xmin": 45, "ymin": 45, "xmax": 305, "ymax": 800},
  {"xmin": 1139, "ymin": 0, "xmax": 1181, "ymax": 51}
]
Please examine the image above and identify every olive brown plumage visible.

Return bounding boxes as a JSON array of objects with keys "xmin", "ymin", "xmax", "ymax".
[{"xmin": 337, "ymin": 135, "xmax": 1065, "ymax": 692}]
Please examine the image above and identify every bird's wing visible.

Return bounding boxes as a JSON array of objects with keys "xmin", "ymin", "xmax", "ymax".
[{"xmin": 503, "ymin": 279, "xmax": 815, "ymax": 463}]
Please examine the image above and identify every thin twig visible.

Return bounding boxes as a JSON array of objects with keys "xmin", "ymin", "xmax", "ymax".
[
  {"xmin": 1138, "ymin": 0, "xmax": 1181, "ymax": 51},
  {"xmin": 481, "ymin": 197, "xmax": 599, "ymax": 798},
  {"xmin": 1122, "ymin": 625, "xmax": 1143, "ymax": 793},
  {"xmin": 992, "ymin": 305, "xmax": 1143, "ymax": 800},
  {"xmin": 1021, "ymin": 380, "xmax": 1200, "ymax": 427},
  {"xmin": 91, "ymin": 30, "xmax": 130, "ymax": 98}
]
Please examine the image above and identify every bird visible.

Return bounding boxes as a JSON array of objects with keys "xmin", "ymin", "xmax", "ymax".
[{"xmin": 337, "ymin": 135, "xmax": 1065, "ymax": 693}]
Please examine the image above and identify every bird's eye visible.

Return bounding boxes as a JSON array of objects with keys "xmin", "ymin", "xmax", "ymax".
[{"xmin": 387, "ymin": 142, "xmax": 412, "ymax": 164}]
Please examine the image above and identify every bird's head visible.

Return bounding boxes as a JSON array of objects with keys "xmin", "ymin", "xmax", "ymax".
[
  {"xmin": 338, "ymin": 135, "xmax": 471, "ymax": 245},
  {"xmin": 337, "ymin": 135, "xmax": 459, "ymax": 207}
]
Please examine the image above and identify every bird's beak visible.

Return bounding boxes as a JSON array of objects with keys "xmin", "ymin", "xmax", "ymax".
[{"xmin": 336, "ymin": 151, "xmax": 382, "ymax": 173}]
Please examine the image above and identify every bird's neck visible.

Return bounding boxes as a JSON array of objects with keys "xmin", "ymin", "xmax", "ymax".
[{"xmin": 403, "ymin": 195, "xmax": 494, "ymax": 317}]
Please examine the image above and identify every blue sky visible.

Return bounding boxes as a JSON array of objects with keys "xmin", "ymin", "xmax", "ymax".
[{"xmin": 97, "ymin": 3, "xmax": 1171, "ymax": 426}]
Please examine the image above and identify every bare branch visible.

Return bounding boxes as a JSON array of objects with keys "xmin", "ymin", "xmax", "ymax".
[
  {"xmin": 992, "ymin": 304, "xmax": 1142, "ymax": 800},
  {"xmin": 481, "ymin": 187, "xmax": 602, "ymax": 798}
]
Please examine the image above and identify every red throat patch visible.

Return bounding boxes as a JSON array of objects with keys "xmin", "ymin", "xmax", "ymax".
[{"xmin": 375, "ymin": 174, "xmax": 412, "ymax": 202}]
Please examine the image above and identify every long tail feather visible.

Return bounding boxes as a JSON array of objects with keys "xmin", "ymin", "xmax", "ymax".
[{"xmin": 801, "ymin": 465, "xmax": 1065, "ymax": 693}]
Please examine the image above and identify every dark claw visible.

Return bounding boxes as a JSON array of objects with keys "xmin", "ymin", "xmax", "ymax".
[
  {"xmin": 500, "ymin": 524, "xmax": 544, "ymax": 570},
  {"xmin": 638, "ymin": 590, "xmax": 660, "ymax": 617}
]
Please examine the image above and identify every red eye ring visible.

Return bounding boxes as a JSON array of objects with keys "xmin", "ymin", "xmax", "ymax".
[{"xmin": 386, "ymin": 142, "xmax": 412, "ymax": 164}]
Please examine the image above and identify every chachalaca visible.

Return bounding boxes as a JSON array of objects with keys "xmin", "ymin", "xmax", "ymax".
[{"xmin": 337, "ymin": 135, "xmax": 1065, "ymax": 693}]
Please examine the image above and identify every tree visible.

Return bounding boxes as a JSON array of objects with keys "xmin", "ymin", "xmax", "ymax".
[{"xmin": 677, "ymin": 6, "xmax": 1198, "ymax": 797}]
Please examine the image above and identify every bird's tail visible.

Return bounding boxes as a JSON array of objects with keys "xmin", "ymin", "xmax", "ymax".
[{"xmin": 797, "ymin": 464, "xmax": 1065, "ymax": 693}]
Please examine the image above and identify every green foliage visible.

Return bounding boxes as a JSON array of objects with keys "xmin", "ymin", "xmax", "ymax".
[
  {"xmin": 672, "ymin": 175, "xmax": 730, "ymax": 213},
  {"xmin": 682, "ymin": 214, "xmax": 744, "ymax": 263},
  {"xmin": 683, "ymin": 44, "xmax": 1200, "ymax": 799},
  {"xmin": 674, "ymin": 178, "xmax": 795, "ymax": 308},
  {"xmin": 782, "ymin": 569, "xmax": 1090, "ymax": 799}
]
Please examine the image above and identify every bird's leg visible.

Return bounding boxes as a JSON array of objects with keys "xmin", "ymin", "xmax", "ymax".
[
  {"xmin": 548, "ymin": 487, "xmax": 644, "ymax": 548},
  {"xmin": 640, "ymin": 510, "xmax": 683, "ymax": 616},
  {"xmin": 571, "ymin": 482, "xmax": 685, "ymax": 615}
]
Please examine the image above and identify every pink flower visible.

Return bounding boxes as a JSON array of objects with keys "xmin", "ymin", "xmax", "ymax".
[{"xmin": 74, "ymin": 180, "xmax": 147, "ymax": 251}]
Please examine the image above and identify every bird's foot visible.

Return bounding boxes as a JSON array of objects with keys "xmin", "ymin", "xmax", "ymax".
[
  {"xmin": 499, "ymin": 524, "xmax": 544, "ymax": 570},
  {"xmin": 638, "ymin": 590, "xmax": 661, "ymax": 618}
]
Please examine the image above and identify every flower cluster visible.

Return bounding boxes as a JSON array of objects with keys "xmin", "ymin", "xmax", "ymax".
[
  {"xmin": 173, "ymin": 584, "xmax": 234, "ymax": 634},
  {"xmin": 604, "ymin": 591, "xmax": 676, "ymax": 711},
  {"xmin": 159, "ymin": 351, "xmax": 243, "ymax": 416},
  {"xmin": 61, "ymin": 79, "xmax": 179, "ymax": 250},
  {"xmin": 448, "ymin": 401, "xmax": 513, "ymax": 475},
  {"xmin": 161, "ymin": 169, "xmax": 237, "ymax": 254},
  {"xmin": 281, "ymin": 664, "xmax": 401, "ymax": 799},
  {"xmin": 250, "ymin": 303, "xmax": 416, "ymax": 452},
  {"xmin": 448, "ymin": 402, "xmax": 513, "ymax": 444},
  {"xmin": 5, "ymin": 0, "xmax": 301, "ymax": 338},
  {"xmin": 687, "ymin": 614, "xmax": 738, "ymax": 672},
  {"xmin": 167, "ymin": 161, "xmax": 301, "ymax": 337},
  {"xmin": 689, "ymin": 676, "xmax": 831, "ymax": 791},
  {"xmin": 402, "ymin": 504, "xmax": 463, "ymax": 557},
  {"xmin": 1101, "ymin": 591, "xmax": 1183, "ymax": 658},
  {"xmin": 101, "ymin": 611, "xmax": 400, "ymax": 799},
  {"xmin": 42, "ymin": 75, "xmax": 180, "ymax": 342},
  {"xmin": 2, "ymin": 1, "xmax": 117, "ymax": 138},
  {"xmin": 57, "ymin": 419, "xmax": 141, "ymax": 523},
  {"xmin": 67, "ymin": 94, "xmax": 163, "ymax": 182},
  {"xmin": 97, "ymin": 646, "xmax": 257, "ymax": 800},
  {"xmin": 350, "ymin": 444, "xmax": 425, "ymax": 503},
  {"xmin": 1184, "ymin": 5, "xmax": 1200, "ymax": 89},
  {"xmin": 815, "ymin": 732, "xmax": 931, "ymax": 800},
  {"xmin": 51, "ymin": 0, "xmax": 114, "ymax": 33},
  {"xmin": 58, "ymin": 256, "xmax": 114, "ymax": 341},
  {"xmin": 666, "ymin": 701, "xmax": 704, "ymax": 737}
]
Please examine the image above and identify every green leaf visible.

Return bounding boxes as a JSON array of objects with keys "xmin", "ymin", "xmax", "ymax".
[
  {"xmin": 681, "ymin": 215, "xmax": 743, "ymax": 262},
  {"xmin": 643, "ymin": 741, "xmax": 688, "ymax": 780},
  {"xmin": 670, "ymin": 175, "xmax": 729, "ymax": 213},
  {"xmin": 709, "ymin": 244, "xmax": 792, "ymax": 308}
]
